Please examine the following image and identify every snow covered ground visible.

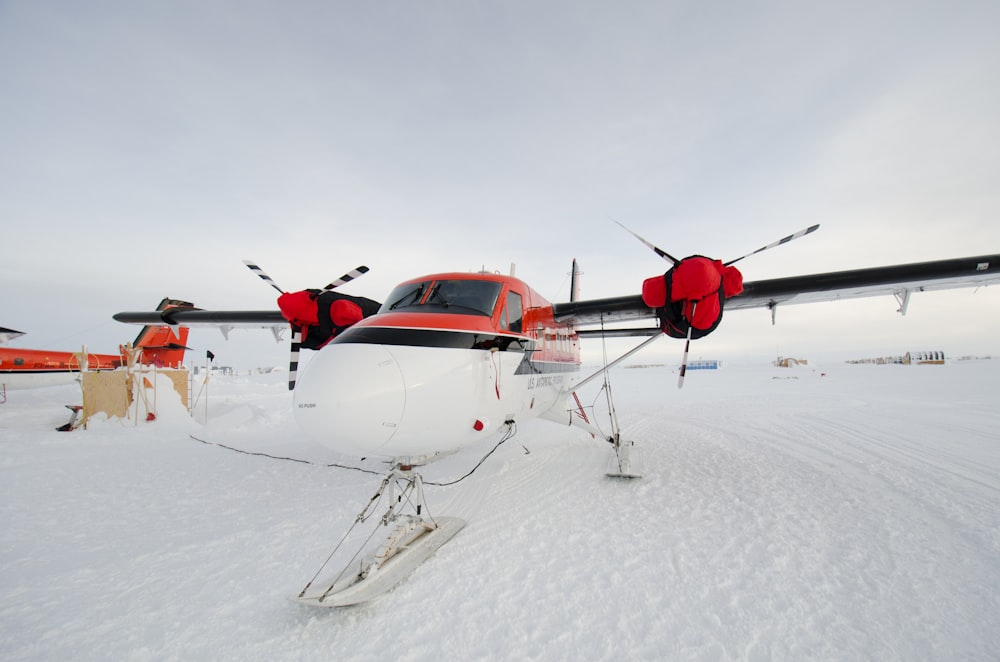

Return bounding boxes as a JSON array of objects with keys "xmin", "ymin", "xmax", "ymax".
[{"xmin": 2, "ymin": 360, "xmax": 999, "ymax": 661}]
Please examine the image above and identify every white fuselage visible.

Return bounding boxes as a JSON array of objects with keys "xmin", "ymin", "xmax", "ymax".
[
  {"xmin": 1, "ymin": 371, "xmax": 81, "ymax": 390},
  {"xmin": 292, "ymin": 338, "xmax": 575, "ymax": 459}
]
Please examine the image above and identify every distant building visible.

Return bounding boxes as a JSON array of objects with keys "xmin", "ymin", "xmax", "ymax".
[
  {"xmin": 845, "ymin": 350, "xmax": 945, "ymax": 365},
  {"xmin": 686, "ymin": 359, "xmax": 721, "ymax": 370},
  {"xmin": 192, "ymin": 365, "xmax": 235, "ymax": 376},
  {"xmin": 906, "ymin": 351, "xmax": 945, "ymax": 365}
]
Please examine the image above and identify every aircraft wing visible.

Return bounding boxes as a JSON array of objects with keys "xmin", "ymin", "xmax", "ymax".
[
  {"xmin": 112, "ymin": 308, "xmax": 287, "ymax": 328},
  {"xmin": 114, "ymin": 254, "xmax": 1000, "ymax": 338},
  {"xmin": 553, "ymin": 253, "xmax": 1000, "ymax": 337}
]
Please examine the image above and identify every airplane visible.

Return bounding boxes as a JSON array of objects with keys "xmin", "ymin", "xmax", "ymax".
[
  {"xmin": 1, "ymin": 298, "xmax": 193, "ymax": 391},
  {"xmin": 112, "ymin": 227, "xmax": 1000, "ymax": 607}
]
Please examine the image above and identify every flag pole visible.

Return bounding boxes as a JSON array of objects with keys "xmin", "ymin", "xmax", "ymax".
[{"xmin": 204, "ymin": 350, "xmax": 214, "ymax": 423}]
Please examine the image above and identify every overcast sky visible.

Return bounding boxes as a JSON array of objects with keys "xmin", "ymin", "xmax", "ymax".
[{"xmin": 2, "ymin": 0, "xmax": 998, "ymax": 369}]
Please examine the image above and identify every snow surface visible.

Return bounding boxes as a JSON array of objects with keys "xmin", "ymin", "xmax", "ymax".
[{"xmin": 2, "ymin": 361, "xmax": 999, "ymax": 661}]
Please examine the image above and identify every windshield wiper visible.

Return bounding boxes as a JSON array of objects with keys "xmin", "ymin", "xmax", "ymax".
[
  {"xmin": 425, "ymin": 283, "xmax": 448, "ymax": 305},
  {"xmin": 388, "ymin": 284, "xmax": 425, "ymax": 310}
]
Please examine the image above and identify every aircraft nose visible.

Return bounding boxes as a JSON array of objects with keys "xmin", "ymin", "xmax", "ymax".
[{"xmin": 292, "ymin": 344, "xmax": 405, "ymax": 455}]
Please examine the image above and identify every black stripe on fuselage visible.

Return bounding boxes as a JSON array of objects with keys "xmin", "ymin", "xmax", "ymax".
[
  {"xmin": 512, "ymin": 359, "xmax": 580, "ymax": 376},
  {"xmin": 329, "ymin": 326, "xmax": 579, "ymax": 376},
  {"xmin": 331, "ymin": 325, "xmax": 534, "ymax": 352}
]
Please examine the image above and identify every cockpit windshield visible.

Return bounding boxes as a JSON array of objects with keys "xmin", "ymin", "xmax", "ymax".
[{"xmin": 380, "ymin": 279, "xmax": 503, "ymax": 317}]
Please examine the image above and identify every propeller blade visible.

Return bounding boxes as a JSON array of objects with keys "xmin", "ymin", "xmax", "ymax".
[
  {"xmin": 725, "ymin": 224, "xmax": 820, "ymax": 266},
  {"xmin": 613, "ymin": 219, "xmax": 680, "ymax": 265},
  {"xmin": 322, "ymin": 265, "xmax": 370, "ymax": 291},
  {"xmin": 242, "ymin": 260, "xmax": 285, "ymax": 294},
  {"xmin": 288, "ymin": 328, "xmax": 302, "ymax": 390},
  {"xmin": 242, "ymin": 260, "xmax": 369, "ymax": 390},
  {"xmin": 677, "ymin": 302, "xmax": 696, "ymax": 389}
]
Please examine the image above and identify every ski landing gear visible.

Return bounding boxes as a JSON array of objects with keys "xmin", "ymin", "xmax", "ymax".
[
  {"xmin": 606, "ymin": 433, "xmax": 643, "ymax": 479},
  {"xmin": 295, "ymin": 462, "xmax": 466, "ymax": 608}
]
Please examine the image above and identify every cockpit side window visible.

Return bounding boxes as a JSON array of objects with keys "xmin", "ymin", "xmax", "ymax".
[{"xmin": 500, "ymin": 291, "xmax": 523, "ymax": 333}]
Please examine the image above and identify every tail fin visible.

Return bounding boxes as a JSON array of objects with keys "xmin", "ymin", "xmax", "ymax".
[
  {"xmin": 570, "ymin": 259, "xmax": 581, "ymax": 303},
  {"xmin": 0, "ymin": 327, "xmax": 26, "ymax": 345},
  {"xmin": 131, "ymin": 298, "xmax": 193, "ymax": 368}
]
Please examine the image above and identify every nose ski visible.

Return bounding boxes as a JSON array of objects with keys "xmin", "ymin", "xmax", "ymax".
[
  {"xmin": 295, "ymin": 516, "xmax": 467, "ymax": 608},
  {"xmin": 294, "ymin": 463, "xmax": 466, "ymax": 608}
]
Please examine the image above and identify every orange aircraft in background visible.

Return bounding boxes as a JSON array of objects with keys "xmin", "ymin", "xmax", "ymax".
[{"xmin": 1, "ymin": 298, "xmax": 193, "ymax": 389}]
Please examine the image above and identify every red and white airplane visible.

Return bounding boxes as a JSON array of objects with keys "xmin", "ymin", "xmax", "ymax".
[
  {"xmin": 113, "ymin": 228, "xmax": 1000, "ymax": 606},
  {"xmin": 2, "ymin": 298, "xmax": 192, "ymax": 391}
]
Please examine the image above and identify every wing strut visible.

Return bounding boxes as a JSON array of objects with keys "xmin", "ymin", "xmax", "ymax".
[{"xmin": 570, "ymin": 329, "xmax": 664, "ymax": 392}]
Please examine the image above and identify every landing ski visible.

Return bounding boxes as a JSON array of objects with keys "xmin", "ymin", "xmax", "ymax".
[
  {"xmin": 295, "ymin": 516, "xmax": 466, "ymax": 608},
  {"xmin": 606, "ymin": 439, "xmax": 643, "ymax": 479}
]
